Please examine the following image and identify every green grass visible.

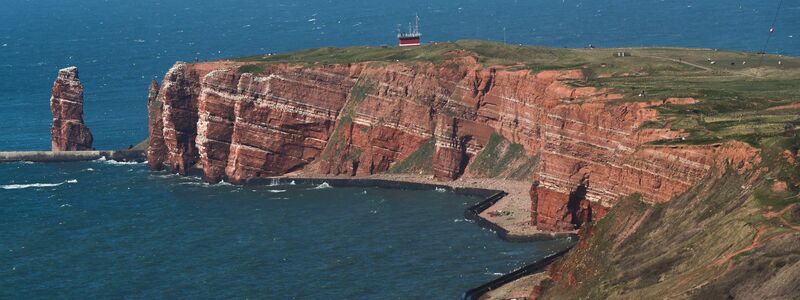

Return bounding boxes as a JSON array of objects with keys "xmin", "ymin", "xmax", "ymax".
[
  {"xmin": 469, "ymin": 133, "xmax": 537, "ymax": 179},
  {"xmin": 388, "ymin": 138, "xmax": 435, "ymax": 174},
  {"xmin": 238, "ymin": 64, "xmax": 267, "ymax": 74},
  {"xmin": 341, "ymin": 80, "xmax": 375, "ymax": 118},
  {"xmin": 228, "ymin": 40, "xmax": 800, "ymax": 152},
  {"xmin": 318, "ymin": 80, "xmax": 377, "ymax": 162},
  {"xmin": 752, "ymin": 136, "xmax": 800, "ymax": 209}
]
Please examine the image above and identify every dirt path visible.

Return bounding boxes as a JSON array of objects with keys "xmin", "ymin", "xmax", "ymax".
[
  {"xmin": 713, "ymin": 225, "xmax": 767, "ymax": 267},
  {"xmin": 643, "ymin": 55, "xmax": 713, "ymax": 72},
  {"xmin": 764, "ymin": 203, "xmax": 800, "ymax": 231},
  {"xmin": 712, "ymin": 204, "xmax": 799, "ymax": 268}
]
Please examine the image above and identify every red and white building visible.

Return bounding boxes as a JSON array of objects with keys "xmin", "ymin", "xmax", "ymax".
[{"xmin": 398, "ymin": 15, "xmax": 421, "ymax": 47}]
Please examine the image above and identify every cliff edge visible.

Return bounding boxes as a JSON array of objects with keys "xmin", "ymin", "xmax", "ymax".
[{"xmin": 146, "ymin": 41, "xmax": 800, "ymax": 298}]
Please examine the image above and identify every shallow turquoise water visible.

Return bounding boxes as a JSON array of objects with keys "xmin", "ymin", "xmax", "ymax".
[{"xmin": 0, "ymin": 161, "xmax": 574, "ymax": 298}]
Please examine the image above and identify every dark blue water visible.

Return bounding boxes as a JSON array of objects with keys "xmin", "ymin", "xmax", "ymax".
[
  {"xmin": 0, "ymin": 161, "xmax": 574, "ymax": 298},
  {"xmin": 0, "ymin": 0, "xmax": 797, "ymax": 150},
  {"xmin": 0, "ymin": 1, "xmax": 797, "ymax": 297}
]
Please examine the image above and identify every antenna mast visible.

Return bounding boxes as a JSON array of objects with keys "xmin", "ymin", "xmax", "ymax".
[{"xmin": 415, "ymin": 14, "xmax": 420, "ymax": 35}]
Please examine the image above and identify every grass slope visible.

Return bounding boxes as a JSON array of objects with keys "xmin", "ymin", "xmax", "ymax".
[{"xmin": 468, "ymin": 133, "xmax": 539, "ymax": 180}]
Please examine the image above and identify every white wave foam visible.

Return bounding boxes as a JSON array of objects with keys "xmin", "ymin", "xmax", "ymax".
[
  {"xmin": 1, "ymin": 179, "xmax": 78, "ymax": 190},
  {"xmin": 94, "ymin": 156, "xmax": 142, "ymax": 165},
  {"xmin": 265, "ymin": 179, "xmax": 296, "ymax": 186},
  {"xmin": 268, "ymin": 189, "xmax": 286, "ymax": 193},
  {"xmin": 18, "ymin": 161, "xmax": 35, "ymax": 165},
  {"xmin": 312, "ymin": 182, "xmax": 332, "ymax": 189},
  {"xmin": 152, "ymin": 173, "xmax": 179, "ymax": 179},
  {"xmin": 179, "ymin": 182, "xmax": 204, "ymax": 186},
  {"xmin": 435, "ymin": 187, "xmax": 447, "ymax": 193}
]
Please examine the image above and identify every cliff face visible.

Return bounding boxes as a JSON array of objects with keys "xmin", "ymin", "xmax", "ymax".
[
  {"xmin": 146, "ymin": 80, "xmax": 165, "ymax": 170},
  {"xmin": 147, "ymin": 52, "xmax": 756, "ymax": 231},
  {"xmin": 51, "ymin": 67, "xmax": 93, "ymax": 151},
  {"xmin": 196, "ymin": 65, "xmax": 354, "ymax": 183}
]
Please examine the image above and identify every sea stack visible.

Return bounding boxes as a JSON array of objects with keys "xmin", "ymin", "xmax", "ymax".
[{"xmin": 50, "ymin": 66, "xmax": 93, "ymax": 151}]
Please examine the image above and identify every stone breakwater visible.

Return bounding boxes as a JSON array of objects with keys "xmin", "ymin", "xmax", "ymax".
[
  {"xmin": 51, "ymin": 67, "xmax": 93, "ymax": 151},
  {"xmin": 147, "ymin": 52, "xmax": 759, "ymax": 232},
  {"xmin": 0, "ymin": 150, "xmax": 145, "ymax": 163}
]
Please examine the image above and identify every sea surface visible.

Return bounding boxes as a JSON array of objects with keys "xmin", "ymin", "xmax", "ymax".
[
  {"xmin": 0, "ymin": 0, "xmax": 798, "ymax": 150},
  {"xmin": 0, "ymin": 0, "xmax": 798, "ymax": 298},
  {"xmin": 0, "ymin": 161, "xmax": 574, "ymax": 298}
]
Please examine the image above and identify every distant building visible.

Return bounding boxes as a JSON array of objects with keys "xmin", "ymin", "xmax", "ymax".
[{"xmin": 398, "ymin": 15, "xmax": 421, "ymax": 47}]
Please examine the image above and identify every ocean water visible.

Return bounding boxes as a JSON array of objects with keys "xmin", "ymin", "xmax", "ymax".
[
  {"xmin": 0, "ymin": 0, "xmax": 797, "ymax": 150},
  {"xmin": 0, "ymin": 161, "xmax": 574, "ymax": 298},
  {"xmin": 0, "ymin": 0, "xmax": 798, "ymax": 298}
]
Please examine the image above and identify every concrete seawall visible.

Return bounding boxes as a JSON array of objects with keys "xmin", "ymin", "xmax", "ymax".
[{"xmin": 0, "ymin": 150, "xmax": 146, "ymax": 163}]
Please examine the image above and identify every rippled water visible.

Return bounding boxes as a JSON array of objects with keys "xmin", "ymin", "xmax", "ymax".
[
  {"xmin": 1, "ymin": 0, "xmax": 797, "ymax": 297},
  {"xmin": 0, "ymin": 161, "xmax": 574, "ymax": 298},
  {"xmin": 1, "ymin": 0, "xmax": 797, "ymax": 150}
]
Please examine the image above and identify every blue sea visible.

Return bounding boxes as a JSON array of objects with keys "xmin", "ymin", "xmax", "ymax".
[
  {"xmin": 0, "ymin": 0, "xmax": 798, "ymax": 298},
  {"xmin": 0, "ymin": 161, "xmax": 575, "ymax": 298}
]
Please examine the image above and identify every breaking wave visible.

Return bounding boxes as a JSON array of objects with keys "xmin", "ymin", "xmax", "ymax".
[
  {"xmin": 1, "ymin": 179, "xmax": 78, "ymax": 190},
  {"xmin": 312, "ymin": 182, "xmax": 332, "ymax": 189},
  {"xmin": 94, "ymin": 157, "xmax": 142, "ymax": 165}
]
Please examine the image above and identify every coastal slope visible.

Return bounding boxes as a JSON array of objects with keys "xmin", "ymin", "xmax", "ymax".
[{"xmin": 145, "ymin": 41, "xmax": 800, "ymax": 298}]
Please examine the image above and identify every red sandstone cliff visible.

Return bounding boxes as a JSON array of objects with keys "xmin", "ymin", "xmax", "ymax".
[
  {"xmin": 51, "ymin": 67, "xmax": 93, "ymax": 151},
  {"xmin": 147, "ymin": 52, "xmax": 758, "ymax": 231},
  {"xmin": 146, "ymin": 79, "xmax": 165, "ymax": 170}
]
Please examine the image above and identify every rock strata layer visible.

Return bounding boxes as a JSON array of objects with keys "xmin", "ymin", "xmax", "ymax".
[
  {"xmin": 51, "ymin": 67, "xmax": 93, "ymax": 151},
  {"xmin": 147, "ymin": 53, "xmax": 758, "ymax": 231}
]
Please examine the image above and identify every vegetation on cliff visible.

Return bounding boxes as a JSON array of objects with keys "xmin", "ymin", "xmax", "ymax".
[
  {"xmin": 171, "ymin": 41, "xmax": 800, "ymax": 297},
  {"xmin": 541, "ymin": 136, "xmax": 799, "ymax": 298},
  {"xmin": 468, "ymin": 133, "xmax": 538, "ymax": 180},
  {"xmin": 235, "ymin": 40, "xmax": 799, "ymax": 149}
]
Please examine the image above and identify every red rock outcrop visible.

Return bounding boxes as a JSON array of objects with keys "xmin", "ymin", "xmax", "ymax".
[
  {"xmin": 147, "ymin": 51, "xmax": 759, "ymax": 231},
  {"xmin": 158, "ymin": 62, "xmax": 204, "ymax": 175},
  {"xmin": 51, "ymin": 66, "xmax": 93, "ymax": 151},
  {"xmin": 195, "ymin": 65, "xmax": 354, "ymax": 183},
  {"xmin": 146, "ymin": 80, "xmax": 165, "ymax": 170},
  {"xmin": 433, "ymin": 115, "xmax": 468, "ymax": 180}
]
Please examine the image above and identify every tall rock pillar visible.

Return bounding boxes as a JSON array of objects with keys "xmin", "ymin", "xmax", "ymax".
[{"xmin": 50, "ymin": 67, "xmax": 93, "ymax": 151}]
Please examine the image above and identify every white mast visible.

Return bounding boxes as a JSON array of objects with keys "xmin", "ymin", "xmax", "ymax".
[{"xmin": 415, "ymin": 14, "xmax": 420, "ymax": 35}]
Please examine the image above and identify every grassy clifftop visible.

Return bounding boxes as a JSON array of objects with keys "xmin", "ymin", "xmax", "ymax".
[
  {"xmin": 234, "ymin": 40, "xmax": 800, "ymax": 148},
  {"xmin": 227, "ymin": 41, "xmax": 799, "ymax": 298}
]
